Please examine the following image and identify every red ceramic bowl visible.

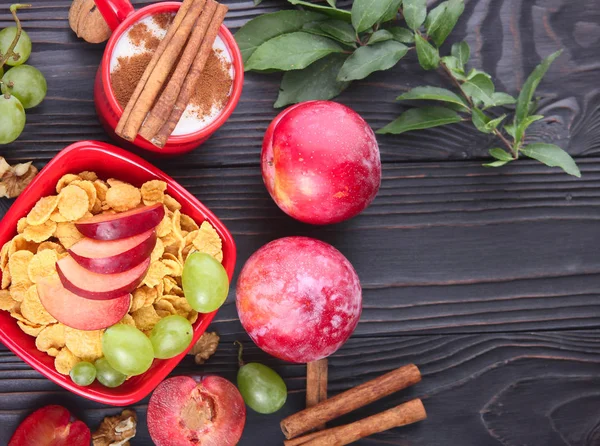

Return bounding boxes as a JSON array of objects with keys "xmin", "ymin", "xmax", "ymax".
[
  {"xmin": 0, "ymin": 141, "xmax": 236, "ymax": 405},
  {"xmin": 94, "ymin": 0, "xmax": 244, "ymax": 155}
]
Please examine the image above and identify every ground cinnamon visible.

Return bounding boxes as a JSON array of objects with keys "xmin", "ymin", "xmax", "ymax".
[
  {"xmin": 189, "ymin": 48, "xmax": 231, "ymax": 118},
  {"xmin": 111, "ymin": 53, "xmax": 154, "ymax": 109},
  {"xmin": 153, "ymin": 13, "xmax": 173, "ymax": 30},
  {"xmin": 128, "ymin": 22, "xmax": 160, "ymax": 51}
]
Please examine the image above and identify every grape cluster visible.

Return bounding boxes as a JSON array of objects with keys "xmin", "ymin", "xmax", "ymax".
[{"xmin": 0, "ymin": 4, "xmax": 47, "ymax": 144}]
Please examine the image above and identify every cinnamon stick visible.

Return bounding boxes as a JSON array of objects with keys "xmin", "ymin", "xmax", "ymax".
[
  {"xmin": 151, "ymin": 3, "xmax": 228, "ymax": 148},
  {"xmin": 283, "ymin": 399, "xmax": 427, "ymax": 446},
  {"xmin": 116, "ymin": 0, "xmax": 207, "ymax": 141},
  {"xmin": 139, "ymin": 0, "xmax": 218, "ymax": 141},
  {"xmin": 281, "ymin": 364, "xmax": 421, "ymax": 439},
  {"xmin": 306, "ymin": 359, "xmax": 328, "ymax": 430}
]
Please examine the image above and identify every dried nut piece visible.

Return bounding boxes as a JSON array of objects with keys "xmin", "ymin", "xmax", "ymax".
[
  {"xmin": 0, "ymin": 158, "xmax": 38, "ymax": 199},
  {"xmin": 69, "ymin": 0, "xmax": 111, "ymax": 44},
  {"xmin": 92, "ymin": 409, "xmax": 137, "ymax": 446},
  {"xmin": 188, "ymin": 331, "xmax": 219, "ymax": 365}
]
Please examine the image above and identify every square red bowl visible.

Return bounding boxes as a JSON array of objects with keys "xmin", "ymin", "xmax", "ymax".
[{"xmin": 0, "ymin": 141, "xmax": 236, "ymax": 406}]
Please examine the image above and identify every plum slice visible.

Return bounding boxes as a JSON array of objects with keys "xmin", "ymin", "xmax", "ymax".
[
  {"xmin": 8, "ymin": 405, "xmax": 90, "ymax": 446},
  {"xmin": 148, "ymin": 376, "xmax": 246, "ymax": 446},
  {"xmin": 75, "ymin": 203, "xmax": 165, "ymax": 241},
  {"xmin": 37, "ymin": 275, "xmax": 131, "ymax": 330},
  {"xmin": 69, "ymin": 229, "xmax": 156, "ymax": 274},
  {"xmin": 57, "ymin": 255, "xmax": 150, "ymax": 300}
]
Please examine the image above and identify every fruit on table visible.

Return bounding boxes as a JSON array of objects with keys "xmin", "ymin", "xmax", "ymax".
[
  {"xmin": 69, "ymin": 229, "xmax": 157, "ymax": 274},
  {"xmin": 70, "ymin": 361, "xmax": 97, "ymax": 386},
  {"xmin": 8, "ymin": 405, "xmax": 90, "ymax": 446},
  {"xmin": 102, "ymin": 324, "xmax": 154, "ymax": 376},
  {"xmin": 75, "ymin": 203, "xmax": 165, "ymax": 240},
  {"xmin": 235, "ymin": 341, "xmax": 287, "ymax": 414},
  {"xmin": 1, "ymin": 65, "xmax": 47, "ymax": 109},
  {"xmin": 56, "ymin": 255, "xmax": 150, "ymax": 300},
  {"xmin": 237, "ymin": 236, "xmax": 362, "ymax": 363},
  {"xmin": 262, "ymin": 100, "xmax": 381, "ymax": 225},
  {"xmin": 182, "ymin": 251, "xmax": 229, "ymax": 313},
  {"xmin": 0, "ymin": 26, "xmax": 31, "ymax": 66},
  {"xmin": 94, "ymin": 358, "xmax": 127, "ymax": 388},
  {"xmin": 0, "ymin": 94, "xmax": 26, "ymax": 145},
  {"xmin": 147, "ymin": 375, "xmax": 246, "ymax": 446},
  {"xmin": 37, "ymin": 275, "xmax": 131, "ymax": 330},
  {"xmin": 149, "ymin": 315, "xmax": 194, "ymax": 359}
]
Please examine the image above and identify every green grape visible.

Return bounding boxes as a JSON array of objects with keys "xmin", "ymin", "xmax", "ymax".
[
  {"xmin": 70, "ymin": 361, "xmax": 96, "ymax": 386},
  {"xmin": 2, "ymin": 65, "xmax": 47, "ymax": 108},
  {"xmin": 235, "ymin": 342, "xmax": 287, "ymax": 414},
  {"xmin": 94, "ymin": 358, "xmax": 126, "ymax": 388},
  {"xmin": 182, "ymin": 252, "xmax": 229, "ymax": 313},
  {"xmin": 149, "ymin": 315, "xmax": 194, "ymax": 359},
  {"xmin": 0, "ymin": 94, "xmax": 25, "ymax": 144},
  {"xmin": 0, "ymin": 27, "xmax": 32, "ymax": 66},
  {"xmin": 102, "ymin": 324, "xmax": 154, "ymax": 376}
]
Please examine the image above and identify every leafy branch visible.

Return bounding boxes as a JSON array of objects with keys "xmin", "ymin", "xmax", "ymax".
[{"xmin": 235, "ymin": 0, "xmax": 580, "ymax": 177}]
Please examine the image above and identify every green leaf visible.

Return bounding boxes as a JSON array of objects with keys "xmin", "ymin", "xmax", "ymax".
[
  {"xmin": 461, "ymin": 73, "xmax": 495, "ymax": 106},
  {"xmin": 504, "ymin": 123, "xmax": 516, "ymax": 139},
  {"xmin": 489, "ymin": 148, "xmax": 513, "ymax": 161},
  {"xmin": 326, "ymin": 0, "xmax": 336, "ymax": 6},
  {"xmin": 466, "ymin": 68, "xmax": 491, "ymax": 80},
  {"xmin": 403, "ymin": 0, "xmax": 427, "ymax": 30},
  {"xmin": 368, "ymin": 29, "xmax": 394, "ymax": 45},
  {"xmin": 318, "ymin": 20, "xmax": 357, "ymax": 44},
  {"xmin": 246, "ymin": 32, "xmax": 343, "ymax": 71},
  {"xmin": 441, "ymin": 55, "xmax": 464, "ymax": 75},
  {"xmin": 521, "ymin": 143, "xmax": 581, "ymax": 177},
  {"xmin": 388, "ymin": 27, "xmax": 415, "ymax": 43},
  {"xmin": 514, "ymin": 114, "xmax": 544, "ymax": 145},
  {"xmin": 377, "ymin": 106, "xmax": 462, "ymax": 134},
  {"xmin": 337, "ymin": 40, "xmax": 408, "ymax": 81},
  {"xmin": 471, "ymin": 108, "xmax": 492, "ymax": 133},
  {"xmin": 425, "ymin": 0, "xmax": 464, "ymax": 47},
  {"xmin": 380, "ymin": 0, "xmax": 403, "ymax": 23},
  {"xmin": 515, "ymin": 50, "xmax": 563, "ymax": 126},
  {"xmin": 397, "ymin": 86, "xmax": 468, "ymax": 109},
  {"xmin": 275, "ymin": 53, "xmax": 351, "ymax": 107},
  {"xmin": 235, "ymin": 11, "xmax": 327, "ymax": 64},
  {"xmin": 487, "ymin": 92, "xmax": 516, "ymax": 108},
  {"xmin": 288, "ymin": 0, "xmax": 353, "ymax": 21},
  {"xmin": 483, "ymin": 160, "xmax": 511, "ymax": 167},
  {"xmin": 415, "ymin": 33, "xmax": 440, "ymax": 70},
  {"xmin": 451, "ymin": 41, "xmax": 469, "ymax": 65},
  {"xmin": 485, "ymin": 114, "xmax": 506, "ymax": 132},
  {"xmin": 352, "ymin": 0, "xmax": 396, "ymax": 33}
]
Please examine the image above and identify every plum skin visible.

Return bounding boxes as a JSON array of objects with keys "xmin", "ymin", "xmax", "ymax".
[
  {"xmin": 262, "ymin": 100, "xmax": 381, "ymax": 225},
  {"xmin": 236, "ymin": 236, "xmax": 362, "ymax": 363}
]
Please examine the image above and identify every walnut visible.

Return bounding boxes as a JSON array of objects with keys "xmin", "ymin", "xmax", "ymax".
[
  {"xmin": 0, "ymin": 157, "xmax": 37, "ymax": 198},
  {"xmin": 188, "ymin": 331, "xmax": 219, "ymax": 365},
  {"xmin": 69, "ymin": 0, "xmax": 111, "ymax": 44},
  {"xmin": 92, "ymin": 409, "xmax": 137, "ymax": 446}
]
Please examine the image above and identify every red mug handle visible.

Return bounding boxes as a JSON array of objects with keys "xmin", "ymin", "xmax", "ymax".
[{"xmin": 95, "ymin": 0, "xmax": 135, "ymax": 31}]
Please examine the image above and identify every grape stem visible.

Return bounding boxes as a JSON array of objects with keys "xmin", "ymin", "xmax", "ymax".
[
  {"xmin": 234, "ymin": 341, "xmax": 245, "ymax": 368},
  {"xmin": 0, "ymin": 4, "xmax": 32, "ymax": 68}
]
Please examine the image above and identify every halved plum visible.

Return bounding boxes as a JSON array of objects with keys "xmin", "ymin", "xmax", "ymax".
[
  {"xmin": 75, "ymin": 203, "xmax": 165, "ymax": 241},
  {"xmin": 8, "ymin": 405, "xmax": 90, "ymax": 446},
  {"xmin": 69, "ymin": 229, "xmax": 156, "ymax": 274},
  {"xmin": 37, "ymin": 276, "xmax": 131, "ymax": 330},
  {"xmin": 57, "ymin": 255, "xmax": 150, "ymax": 300},
  {"xmin": 147, "ymin": 376, "xmax": 246, "ymax": 446}
]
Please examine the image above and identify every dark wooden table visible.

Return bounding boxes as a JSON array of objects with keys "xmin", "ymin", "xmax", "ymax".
[{"xmin": 2, "ymin": 0, "xmax": 600, "ymax": 444}]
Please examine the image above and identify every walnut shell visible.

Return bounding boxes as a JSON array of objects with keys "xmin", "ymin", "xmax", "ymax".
[{"xmin": 69, "ymin": 0, "xmax": 111, "ymax": 44}]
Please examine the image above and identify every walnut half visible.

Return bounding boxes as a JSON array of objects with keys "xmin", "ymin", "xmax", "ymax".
[
  {"xmin": 92, "ymin": 409, "xmax": 137, "ymax": 446},
  {"xmin": 0, "ymin": 157, "xmax": 37, "ymax": 199},
  {"xmin": 69, "ymin": 0, "xmax": 111, "ymax": 44},
  {"xmin": 188, "ymin": 331, "xmax": 220, "ymax": 365}
]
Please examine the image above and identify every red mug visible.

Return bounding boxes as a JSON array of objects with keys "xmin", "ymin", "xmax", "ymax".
[{"xmin": 93, "ymin": 0, "xmax": 244, "ymax": 155}]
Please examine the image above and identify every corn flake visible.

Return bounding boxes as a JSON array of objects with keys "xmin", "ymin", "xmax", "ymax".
[
  {"xmin": 50, "ymin": 209, "xmax": 69, "ymax": 222},
  {"xmin": 93, "ymin": 180, "xmax": 109, "ymax": 202},
  {"xmin": 54, "ymin": 222, "xmax": 84, "ymax": 249},
  {"xmin": 9, "ymin": 282, "xmax": 29, "ymax": 302},
  {"xmin": 17, "ymin": 217, "xmax": 28, "ymax": 234},
  {"xmin": 36, "ymin": 324, "xmax": 66, "ymax": 356},
  {"xmin": 55, "ymin": 347, "xmax": 80, "ymax": 375},
  {"xmin": 131, "ymin": 286, "xmax": 157, "ymax": 312},
  {"xmin": 28, "ymin": 250, "xmax": 58, "ymax": 284},
  {"xmin": 131, "ymin": 305, "xmax": 162, "ymax": 332},
  {"xmin": 71, "ymin": 180, "xmax": 97, "ymax": 211},
  {"xmin": 143, "ymin": 261, "xmax": 170, "ymax": 288},
  {"xmin": 150, "ymin": 238, "xmax": 164, "ymax": 263},
  {"xmin": 105, "ymin": 183, "xmax": 141, "ymax": 212},
  {"xmin": 180, "ymin": 214, "xmax": 199, "ymax": 232},
  {"xmin": 10, "ymin": 235, "xmax": 40, "ymax": 255},
  {"xmin": 21, "ymin": 285, "xmax": 56, "ymax": 325},
  {"xmin": 118, "ymin": 314, "xmax": 136, "ymax": 327},
  {"xmin": 58, "ymin": 184, "xmax": 89, "ymax": 221},
  {"xmin": 18, "ymin": 320, "xmax": 45, "ymax": 337},
  {"xmin": 161, "ymin": 257, "xmax": 182, "ymax": 278},
  {"xmin": 78, "ymin": 171, "xmax": 98, "ymax": 182},
  {"xmin": 193, "ymin": 221, "xmax": 223, "ymax": 262},
  {"xmin": 26, "ymin": 195, "xmax": 59, "ymax": 226},
  {"xmin": 64, "ymin": 327, "xmax": 103, "ymax": 362},
  {"xmin": 141, "ymin": 180, "xmax": 167, "ymax": 206},
  {"xmin": 23, "ymin": 219, "xmax": 56, "ymax": 243},
  {"xmin": 156, "ymin": 213, "xmax": 172, "ymax": 238},
  {"xmin": 56, "ymin": 174, "xmax": 82, "ymax": 193},
  {"xmin": 38, "ymin": 241, "xmax": 66, "ymax": 254},
  {"xmin": 8, "ymin": 250, "xmax": 34, "ymax": 285},
  {"xmin": 163, "ymin": 194, "xmax": 181, "ymax": 212},
  {"xmin": 0, "ymin": 289, "xmax": 17, "ymax": 311}
]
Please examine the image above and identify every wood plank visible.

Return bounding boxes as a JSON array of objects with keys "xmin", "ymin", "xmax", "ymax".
[
  {"xmin": 1, "ymin": 331, "xmax": 599, "ymax": 445},
  {"xmin": 1, "ymin": 0, "xmax": 600, "ymax": 166}
]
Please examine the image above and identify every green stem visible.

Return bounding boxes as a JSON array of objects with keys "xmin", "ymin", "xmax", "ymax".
[
  {"xmin": 0, "ymin": 4, "xmax": 31, "ymax": 68},
  {"xmin": 234, "ymin": 341, "xmax": 245, "ymax": 368},
  {"xmin": 494, "ymin": 129, "xmax": 518, "ymax": 158}
]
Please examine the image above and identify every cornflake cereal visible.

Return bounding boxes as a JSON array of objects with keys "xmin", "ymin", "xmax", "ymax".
[{"xmin": 0, "ymin": 173, "xmax": 224, "ymax": 376}]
